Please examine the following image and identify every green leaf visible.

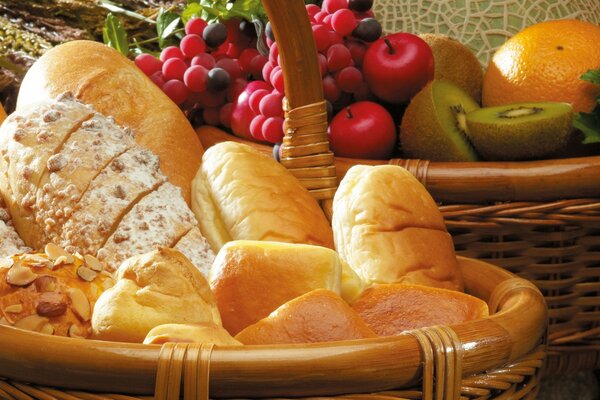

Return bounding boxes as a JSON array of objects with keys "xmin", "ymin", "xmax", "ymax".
[
  {"xmin": 581, "ymin": 69, "xmax": 600, "ymax": 85},
  {"xmin": 574, "ymin": 110, "xmax": 600, "ymax": 144},
  {"xmin": 157, "ymin": 8, "xmax": 182, "ymax": 48},
  {"xmin": 103, "ymin": 13, "xmax": 129, "ymax": 57},
  {"xmin": 181, "ymin": 3, "xmax": 204, "ymax": 23},
  {"xmin": 228, "ymin": 0, "xmax": 266, "ymax": 20}
]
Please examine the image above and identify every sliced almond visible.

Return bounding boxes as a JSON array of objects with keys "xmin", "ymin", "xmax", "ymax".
[
  {"xmin": 36, "ymin": 292, "xmax": 68, "ymax": 317},
  {"xmin": 14, "ymin": 314, "xmax": 49, "ymax": 332},
  {"xmin": 84, "ymin": 254, "xmax": 104, "ymax": 272},
  {"xmin": 44, "ymin": 243, "xmax": 74, "ymax": 264},
  {"xmin": 6, "ymin": 266, "xmax": 37, "ymax": 286},
  {"xmin": 4, "ymin": 304, "xmax": 23, "ymax": 313},
  {"xmin": 53, "ymin": 255, "xmax": 73, "ymax": 267},
  {"xmin": 34, "ymin": 275, "xmax": 57, "ymax": 292},
  {"xmin": 77, "ymin": 266, "xmax": 97, "ymax": 282},
  {"xmin": 21, "ymin": 254, "xmax": 52, "ymax": 269},
  {"xmin": 0, "ymin": 257, "xmax": 14, "ymax": 269},
  {"xmin": 40, "ymin": 323, "xmax": 55, "ymax": 335},
  {"xmin": 68, "ymin": 288, "xmax": 90, "ymax": 321},
  {"xmin": 68, "ymin": 324, "xmax": 85, "ymax": 338}
]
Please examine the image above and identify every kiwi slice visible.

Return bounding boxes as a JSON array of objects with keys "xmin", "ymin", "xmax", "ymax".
[
  {"xmin": 419, "ymin": 34, "xmax": 483, "ymax": 102},
  {"xmin": 400, "ymin": 80, "xmax": 479, "ymax": 162},
  {"xmin": 465, "ymin": 102, "xmax": 574, "ymax": 160}
]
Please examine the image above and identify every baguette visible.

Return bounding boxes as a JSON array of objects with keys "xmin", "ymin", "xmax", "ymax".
[
  {"xmin": 16, "ymin": 40, "xmax": 203, "ymax": 204},
  {"xmin": 332, "ymin": 165, "xmax": 463, "ymax": 291}
]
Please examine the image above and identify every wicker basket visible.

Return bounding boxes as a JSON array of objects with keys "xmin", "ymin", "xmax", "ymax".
[
  {"xmin": 0, "ymin": 257, "xmax": 547, "ymax": 400},
  {"xmin": 197, "ymin": 0, "xmax": 600, "ymax": 376}
]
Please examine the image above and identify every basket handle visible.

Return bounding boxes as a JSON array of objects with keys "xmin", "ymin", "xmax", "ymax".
[{"xmin": 262, "ymin": 0, "xmax": 337, "ymax": 214}]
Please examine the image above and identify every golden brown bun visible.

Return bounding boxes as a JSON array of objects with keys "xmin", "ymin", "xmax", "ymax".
[
  {"xmin": 0, "ymin": 245, "xmax": 113, "ymax": 338},
  {"xmin": 210, "ymin": 240, "xmax": 341, "ymax": 335},
  {"xmin": 16, "ymin": 40, "xmax": 203, "ymax": 204},
  {"xmin": 235, "ymin": 289, "xmax": 377, "ymax": 345},
  {"xmin": 333, "ymin": 165, "xmax": 463, "ymax": 291},
  {"xmin": 192, "ymin": 142, "xmax": 334, "ymax": 252},
  {"xmin": 144, "ymin": 323, "xmax": 242, "ymax": 346},
  {"xmin": 352, "ymin": 283, "xmax": 489, "ymax": 336},
  {"xmin": 92, "ymin": 248, "xmax": 221, "ymax": 343}
]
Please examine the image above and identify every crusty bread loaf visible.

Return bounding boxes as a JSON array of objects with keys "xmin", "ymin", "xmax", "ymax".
[
  {"xmin": 92, "ymin": 248, "xmax": 221, "ymax": 343},
  {"xmin": 16, "ymin": 40, "xmax": 203, "ymax": 204},
  {"xmin": 352, "ymin": 283, "xmax": 489, "ymax": 336},
  {"xmin": 0, "ymin": 96, "xmax": 214, "ymax": 273},
  {"xmin": 333, "ymin": 165, "xmax": 463, "ymax": 291},
  {"xmin": 144, "ymin": 323, "xmax": 242, "ymax": 346},
  {"xmin": 0, "ymin": 245, "xmax": 113, "ymax": 338},
  {"xmin": 210, "ymin": 240, "xmax": 342, "ymax": 335},
  {"xmin": 192, "ymin": 142, "xmax": 334, "ymax": 252},
  {"xmin": 235, "ymin": 289, "xmax": 377, "ymax": 345}
]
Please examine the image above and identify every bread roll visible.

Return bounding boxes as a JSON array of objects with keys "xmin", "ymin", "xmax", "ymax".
[
  {"xmin": 210, "ymin": 240, "xmax": 342, "ymax": 335},
  {"xmin": 0, "ymin": 96, "xmax": 214, "ymax": 273},
  {"xmin": 144, "ymin": 323, "xmax": 242, "ymax": 346},
  {"xmin": 16, "ymin": 40, "xmax": 203, "ymax": 204},
  {"xmin": 92, "ymin": 248, "xmax": 221, "ymax": 343},
  {"xmin": 0, "ymin": 245, "xmax": 113, "ymax": 338},
  {"xmin": 352, "ymin": 284, "xmax": 489, "ymax": 336},
  {"xmin": 0, "ymin": 196, "xmax": 31, "ymax": 257},
  {"xmin": 192, "ymin": 142, "xmax": 334, "ymax": 252},
  {"xmin": 333, "ymin": 165, "xmax": 463, "ymax": 291},
  {"xmin": 235, "ymin": 289, "xmax": 377, "ymax": 345}
]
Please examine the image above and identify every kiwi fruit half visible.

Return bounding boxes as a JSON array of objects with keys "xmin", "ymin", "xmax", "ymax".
[
  {"xmin": 419, "ymin": 34, "xmax": 483, "ymax": 102},
  {"xmin": 400, "ymin": 80, "xmax": 479, "ymax": 162},
  {"xmin": 465, "ymin": 102, "xmax": 574, "ymax": 160}
]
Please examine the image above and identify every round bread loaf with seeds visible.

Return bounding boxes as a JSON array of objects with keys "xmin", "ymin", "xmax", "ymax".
[{"xmin": 0, "ymin": 244, "xmax": 113, "ymax": 338}]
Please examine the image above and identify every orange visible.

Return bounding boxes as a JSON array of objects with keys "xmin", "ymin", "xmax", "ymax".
[{"xmin": 483, "ymin": 19, "xmax": 600, "ymax": 113}]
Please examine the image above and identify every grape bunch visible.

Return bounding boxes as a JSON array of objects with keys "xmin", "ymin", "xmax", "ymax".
[
  {"xmin": 251, "ymin": 0, "xmax": 382, "ymax": 144},
  {"xmin": 134, "ymin": 16, "xmax": 268, "ymax": 129}
]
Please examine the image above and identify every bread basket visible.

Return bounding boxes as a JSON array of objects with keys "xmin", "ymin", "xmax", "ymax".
[
  {"xmin": 0, "ymin": 1, "xmax": 547, "ymax": 399},
  {"xmin": 197, "ymin": 0, "xmax": 600, "ymax": 375}
]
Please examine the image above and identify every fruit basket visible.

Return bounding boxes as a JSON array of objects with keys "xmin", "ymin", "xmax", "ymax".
[
  {"xmin": 0, "ymin": 256, "xmax": 546, "ymax": 400},
  {"xmin": 197, "ymin": 0, "xmax": 600, "ymax": 375}
]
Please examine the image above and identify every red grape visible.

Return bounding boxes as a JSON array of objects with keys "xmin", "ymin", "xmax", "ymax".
[
  {"xmin": 259, "ymin": 92, "xmax": 284, "ymax": 117},
  {"xmin": 162, "ymin": 80, "xmax": 188, "ymax": 105},
  {"xmin": 352, "ymin": 18, "xmax": 381, "ymax": 42},
  {"xmin": 203, "ymin": 22, "xmax": 228, "ymax": 48},
  {"xmin": 207, "ymin": 67, "xmax": 231, "ymax": 92},
  {"xmin": 224, "ymin": 42, "xmax": 242, "ymax": 58},
  {"xmin": 306, "ymin": 4, "xmax": 322, "ymax": 18},
  {"xmin": 262, "ymin": 61, "xmax": 275, "ymax": 81},
  {"xmin": 196, "ymin": 90, "xmax": 227, "ymax": 108},
  {"xmin": 135, "ymin": 54, "xmax": 162, "ymax": 76},
  {"xmin": 270, "ymin": 68, "xmax": 285, "ymax": 93},
  {"xmin": 203, "ymin": 107, "xmax": 221, "ymax": 126},
  {"xmin": 314, "ymin": 11, "xmax": 328, "ymax": 24},
  {"xmin": 323, "ymin": 0, "xmax": 348, "ymax": 13},
  {"xmin": 262, "ymin": 117, "xmax": 285, "ymax": 143},
  {"xmin": 331, "ymin": 9, "xmax": 357, "ymax": 36},
  {"xmin": 150, "ymin": 71, "xmax": 165, "ymax": 87},
  {"xmin": 353, "ymin": 81, "xmax": 376, "ymax": 101},
  {"xmin": 249, "ymin": 54, "xmax": 268, "ymax": 80},
  {"xmin": 318, "ymin": 53, "xmax": 327, "ymax": 77},
  {"xmin": 335, "ymin": 66, "xmax": 363, "ymax": 92},
  {"xmin": 191, "ymin": 53, "xmax": 216, "ymax": 70},
  {"xmin": 269, "ymin": 65, "xmax": 282, "ymax": 85},
  {"xmin": 239, "ymin": 48, "xmax": 260, "ymax": 72},
  {"xmin": 347, "ymin": 39, "xmax": 367, "ymax": 66},
  {"xmin": 162, "ymin": 58, "xmax": 187, "ymax": 81},
  {"xmin": 160, "ymin": 46, "xmax": 184, "ymax": 62},
  {"xmin": 227, "ymin": 77, "xmax": 248, "ymax": 102},
  {"xmin": 249, "ymin": 89, "xmax": 269, "ymax": 114},
  {"xmin": 250, "ymin": 114, "xmax": 267, "ymax": 140},
  {"xmin": 269, "ymin": 42, "xmax": 279, "ymax": 65},
  {"xmin": 328, "ymin": 30, "xmax": 345, "ymax": 46},
  {"xmin": 312, "ymin": 25, "xmax": 331, "ymax": 53},
  {"xmin": 216, "ymin": 58, "xmax": 242, "ymax": 80},
  {"xmin": 183, "ymin": 65, "xmax": 209, "ymax": 92},
  {"xmin": 323, "ymin": 74, "xmax": 341, "ymax": 102},
  {"xmin": 225, "ymin": 19, "xmax": 242, "ymax": 43},
  {"xmin": 185, "ymin": 18, "xmax": 208, "ymax": 36},
  {"xmin": 326, "ymin": 43, "xmax": 352, "ymax": 72},
  {"xmin": 323, "ymin": 14, "xmax": 333, "ymax": 30},
  {"xmin": 219, "ymin": 103, "xmax": 233, "ymax": 128},
  {"xmin": 180, "ymin": 34, "xmax": 206, "ymax": 58}
]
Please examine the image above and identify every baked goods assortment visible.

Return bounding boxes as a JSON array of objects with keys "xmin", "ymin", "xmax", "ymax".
[{"xmin": 0, "ymin": 41, "xmax": 493, "ymax": 347}]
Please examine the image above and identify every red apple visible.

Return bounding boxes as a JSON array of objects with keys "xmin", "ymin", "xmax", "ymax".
[
  {"xmin": 230, "ymin": 80, "xmax": 272, "ymax": 140},
  {"xmin": 329, "ymin": 101, "xmax": 396, "ymax": 159},
  {"xmin": 363, "ymin": 32, "xmax": 434, "ymax": 104}
]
